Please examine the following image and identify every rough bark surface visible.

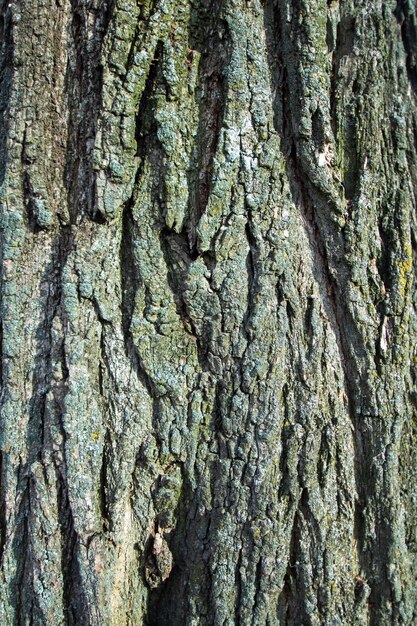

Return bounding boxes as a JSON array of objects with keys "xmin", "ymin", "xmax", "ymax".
[{"xmin": 0, "ymin": 0, "xmax": 416, "ymax": 624}]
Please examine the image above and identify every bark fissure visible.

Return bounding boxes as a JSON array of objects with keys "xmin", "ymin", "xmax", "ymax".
[
  {"xmin": 57, "ymin": 469, "xmax": 88, "ymax": 625},
  {"xmin": 66, "ymin": 0, "xmax": 115, "ymax": 223},
  {"xmin": 187, "ymin": 0, "xmax": 231, "ymax": 246}
]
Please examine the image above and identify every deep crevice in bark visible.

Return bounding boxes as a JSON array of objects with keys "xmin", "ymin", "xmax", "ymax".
[
  {"xmin": 186, "ymin": 0, "xmax": 231, "ymax": 249},
  {"xmin": 277, "ymin": 510, "xmax": 299, "ymax": 626},
  {"xmin": 120, "ymin": 202, "xmax": 155, "ymax": 400},
  {"xmin": 65, "ymin": 0, "xmax": 115, "ymax": 223},
  {"xmin": 395, "ymin": 1, "xmax": 417, "ymax": 93},
  {"xmin": 134, "ymin": 41, "xmax": 162, "ymax": 158},
  {"xmin": 15, "ymin": 483, "xmax": 32, "ymax": 625},
  {"xmin": 57, "ymin": 469, "xmax": 89, "ymax": 626},
  {"xmin": 0, "ymin": 451, "xmax": 5, "ymax": 563}
]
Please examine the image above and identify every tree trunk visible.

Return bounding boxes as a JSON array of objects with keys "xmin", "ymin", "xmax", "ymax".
[{"xmin": 0, "ymin": 0, "xmax": 416, "ymax": 624}]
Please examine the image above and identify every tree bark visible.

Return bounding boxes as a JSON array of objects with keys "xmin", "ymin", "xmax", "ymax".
[{"xmin": 0, "ymin": 0, "xmax": 416, "ymax": 624}]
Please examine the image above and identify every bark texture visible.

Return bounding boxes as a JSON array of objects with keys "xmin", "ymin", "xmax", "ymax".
[{"xmin": 0, "ymin": 0, "xmax": 416, "ymax": 624}]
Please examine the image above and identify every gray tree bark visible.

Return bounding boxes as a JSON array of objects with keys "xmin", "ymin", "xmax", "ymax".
[{"xmin": 0, "ymin": 0, "xmax": 416, "ymax": 624}]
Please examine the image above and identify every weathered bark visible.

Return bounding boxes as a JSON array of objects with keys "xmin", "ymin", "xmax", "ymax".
[{"xmin": 0, "ymin": 0, "xmax": 416, "ymax": 624}]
